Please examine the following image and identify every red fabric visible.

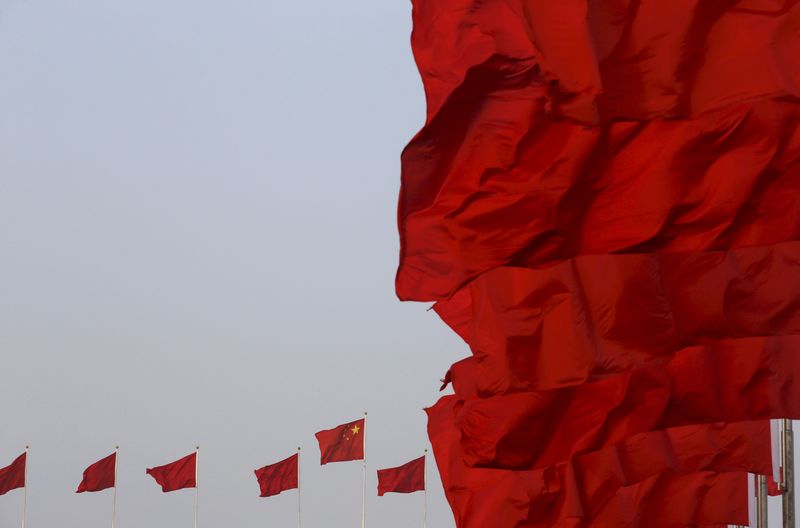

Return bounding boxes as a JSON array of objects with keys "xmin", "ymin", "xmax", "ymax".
[
  {"xmin": 377, "ymin": 456, "xmax": 425, "ymax": 496},
  {"xmin": 434, "ymin": 243, "xmax": 800, "ymax": 391},
  {"xmin": 76, "ymin": 452, "xmax": 115, "ymax": 493},
  {"xmin": 0, "ymin": 453, "xmax": 25, "ymax": 496},
  {"xmin": 316, "ymin": 418, "xmax": 365, "ymax": 465},
  {"xmin": 769, "ymin": 470, "xmax": 784, "ymax": 496},
  {"xmin": 427, "ymin": 396, "xmax": 756, "ymax": 528},
  {"xmin": 254, "ymin": 453, "xmax": 298, "ymax": 498},
  {"xmin": 428, "ymin": 396, "xmax": 759, "ymax": 527},
  {"xmin": 399, "ymin": 0, "xmax": 800, "ymax": 302},
  {"xmin": 449, "ymin": 337, "xmax": 800, "ymax": 469},
  {"xmin": 585, "ymin": 471, "xmax": 749, "ymax": 528},
  {"xmin": 146, "ymin": 452, "xmax": 196, "ymax": 492}
]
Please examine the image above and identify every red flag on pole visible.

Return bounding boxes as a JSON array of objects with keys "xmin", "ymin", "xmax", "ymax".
[
  {"xmin": 315, "ymin": 418, "xmax": 365, "ymax": 465},
  {"xmin": 77, "ymin": 452, "xmax": 116, "ymax": 493},
  {"xmin": 0, "ymin": 453, "xmax": 25, "ymax": 496},
  {"xmin": 146, "ymin": 452, "xmax": 197, "ymax": 492},
  {"xmin": 377, "ymin": 456, "xmax": 425, "ymax": 496},
  {"xmin": 254, "ymin": 453, "xmax": 298, "ymax": 498}
]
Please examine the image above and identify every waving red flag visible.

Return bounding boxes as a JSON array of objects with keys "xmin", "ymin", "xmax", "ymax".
[
  {"xmin": 146, "ymin": 452, "xmax": 196, "ymax": 492},
  {"xmin": 77, "ymin": 452, "xmax": 116, "ymax": 493},
  {"xmin": 450, "ymin": 337, "xmax": 800, "ymax": 469},
  {"xmin": 377, "ymin": 456, "xmax": 425, "ymax": 496},
  {"xmin": 0, "ymin": 452, "xmax": 26, "ymax": 496},
  {"xmin": 254, "ymin": 453, "xmax": 298, "ymax": 498},
  {"xmin": 399, "ymin": 0, "xmax": 800, "ymax": 302},
  {"xmin": 316, "ymin": 418, "xmax": 365, "ymax": 465},
  {"xmin": 428, "ymin": 396, "xmax": 762, "ymax": 527},
  {"xmin": 434, "ymin": 244, "xmax": 800, "ymax": 392}
]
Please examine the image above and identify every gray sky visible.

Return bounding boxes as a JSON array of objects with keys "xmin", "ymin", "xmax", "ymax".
[{"xmin": 0, "ymin": 1, "xmax": 465, "ymax": 526}]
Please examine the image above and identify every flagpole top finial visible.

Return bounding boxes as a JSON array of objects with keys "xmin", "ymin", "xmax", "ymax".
[
  {"xmin": 115, "ymin": 445, "xmax": 119, "ymax": 450},
  {"xmin": 364, "ymin": 411, "xmax": 368, "ymax": 416},
  {"xmin": 424, "ymin": 448, "xmax": 428, "ymax": 453},
  {"xmin": 25, "ymin": 445, "xmax": 29, "ymax": 450},
  {"xmin": 297, "ymin": 446, "xmax": 301, "ymax": 451},
  {"xmin": 196, "ymin": 445, "xmax": 200, "ymax": 450}
]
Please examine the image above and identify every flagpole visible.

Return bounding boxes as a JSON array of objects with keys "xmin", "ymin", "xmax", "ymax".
[
  {"xmin": 423, "ymin": 449, "xmax": 428, "ymax": 528},
  {"xmin": 784, "ymin": 419, "xmax": 795, "ymax": 528},
  {"xmin": 362, "ymin": 412, "xmax": 367, "ymax": 528},
  {"xmin": 22, "ymin": 446, "xmax": 28, "ymax": 528},
  {"xmin": 112, "ymin": 446, "xmax": 119, "ymax": 528},
  {"xmin": 297, "ymin": 447, "xmax": 302, "ymax": 528},
  {"xmin": 195, "ymin": 446, "xmax": 200, "ymax": 528},
  {"xmin": 757, "ymin": 474, "xmax": 768, "ymax": 528}
]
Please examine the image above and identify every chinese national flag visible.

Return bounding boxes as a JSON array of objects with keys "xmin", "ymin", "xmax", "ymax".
[
  {"xmin": 377, "ymin": 456, "xmax": 425, "ymax": 496},
  {"xmin": 254, "ymin": 453, "xmax": 298, "ymax": 498},
  {"xmin": 0, "ymin": 453, "xmax": 25, "ymax": 496},
  {"xmin": 77, "ymin": 452, "xmax": 116, "ymax": 493},
  {"xmin": 146, "ymin": 452, "xmax": 196, "ymax": 492},
  {"xmin": 316, "ymin": 418, "xmax": 365, "ymax": 465}
]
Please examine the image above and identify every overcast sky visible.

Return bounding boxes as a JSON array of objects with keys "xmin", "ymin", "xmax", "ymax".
[{"xmin": 0, "ymin": 1, "xmax": 467, "ymax": 526}]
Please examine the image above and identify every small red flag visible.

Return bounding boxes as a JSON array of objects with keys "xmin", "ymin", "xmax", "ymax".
[
  {"xmin": 377, "ymin": 456, "xmax": 425, "ymax": 496},
  {"xmin": 254, "ymin": 453, "xmax": 298, "ymax": 498},
  {"xmin": 77, "ymin": 452, "xmax": 116, "ymax": 493},
  {"xmin": 768, "ymin": 470, "xmax": 784, "ymax": 496},
  {"xmin": 316, "ymin": 418, "xmax": 365, "ymax": 465},
  {"xmin": 0, "ymin": 453, "xmax": 25, "ymax": 496},
  {"xmin": 146, "ymin": 452, "xmax": 197, "ymax": 492}
]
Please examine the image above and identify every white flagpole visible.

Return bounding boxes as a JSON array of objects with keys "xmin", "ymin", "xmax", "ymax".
[
  {"xmin": 22, "ymin": 446, "xmax": 28, "ymax": 528},
  {"xmin": 112, "ymin": 446, "xmax": 119, "ymax": 528},
  {"xmin": 195, "ymin": 446, "xmax": 200, "ymax": 528},
  {"xmin": 297, "ymin": 447, "xmax": 302, "ymax": 528},
  {"xmin": 423, "ymin": 449, "xmax": 428, "ymax": 528},
  {"xmin": 362, "ymin": 412, "xmax": 367, "ymax": 528}
]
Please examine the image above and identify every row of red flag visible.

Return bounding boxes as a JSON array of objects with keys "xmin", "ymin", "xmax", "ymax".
[
  {"xmin": 396, "ymin": 0, "xmax": 800, "ymax": 525},
  {"xmin": 0, "ymin": 418, "xmax": 424, "ymax": 499}
]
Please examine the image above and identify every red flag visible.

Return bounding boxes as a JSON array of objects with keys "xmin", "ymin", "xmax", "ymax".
[
  {"xmin": 450, "ymin": 338, "xmax": 800, "ymax": 469},
  {"xmin": 433, "ymin": 244, "xmax": 800, "ymax": 392},
  {"xmin": 146, "ymin": 452, "xmax": 196, "ymax": 492},
  {"xmin": 254, "ymin": 453, "xmax": 298, "ymax": 498},
  {"xmin": 0, "ymin": 452, "xmax": 25, "ymax": 496},
  {"xmin": 428, "ymin": 395, "xmax": 762, "ymax": 526},
  {"xmin": 399, "ymin": 0, "xmax": 800, "ymax": 302},
  {"xmin": 769, "ymin": 470, "xmax": 784, "ymax": 496},
  {"xmin": 77, "ymin": 452, "xmax": 116, "ymax": 493},
  {"xmin": 377, "ymin": 456, "xmax": 425, "ymax": 496},
  {"xmin": 316, "ymin": 418, "xmax": 365, "ymax": 465}
]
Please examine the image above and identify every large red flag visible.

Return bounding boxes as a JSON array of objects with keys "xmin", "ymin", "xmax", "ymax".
[
  {"xmin": 316, "ymin": 418, "xmax": 365, "ymax": 465},
  {"xmin": 254, "ymin": 453, "xmax": 298, "ymax": 498},
  {"xmin": 0, "ymin": 453, "xmax": 25, "ymax": 496},
  {"xmin": 399, "ymin": 0, "xmax": 800, "ymax": 302},
  {"xmin": 450, "ymin": 338, "xmax": 800, "ymax": 469},
  {"xmin": 377, "ymin": 456, "xmax": 425, "ymax": 496},
  {"xmin": 77, "ymin": 452, "xmax": 116, "ymax": 493},
  {"xmin": 428, "ymin": 395, "xmax": 762, "ymax": 527},
  {"xmin": 146, "ymin": 452, "xmax": 196, "ymax": 492},
  {"xmin": 434, "ymin": 244, "xmax": 800, "ymax": 391}
]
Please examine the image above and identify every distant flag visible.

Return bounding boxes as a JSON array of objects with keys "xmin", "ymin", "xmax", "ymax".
[
  {"xmin": 77, "ymin": 451, "xmax": 116, "ymax": 493},
  {"xmin": 146, "ymin": 451, "xmax": 197, "ymax": 492},
  {"xmin": 377, "ymin": 456, "xmax": 425, "ymax": 496},
  {"xmin": 254, "ymin": 453, "xmax": 299, "ymax": 497},
  {"xmin": 0, "ymin": 451, "xmax": 26, "ymax": 496},
  {"xmin": 315, "ymin": 418, "xmax": 365, "ymax": 465},
  {"xmin": 317, "ymin": 415, "xmax": 368, "ymax": 528}
]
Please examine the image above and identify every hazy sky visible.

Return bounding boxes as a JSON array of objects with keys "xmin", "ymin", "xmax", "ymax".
[{"xmin": 0, "ymin": 1, "xmax": 466, "ymax": 526}]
